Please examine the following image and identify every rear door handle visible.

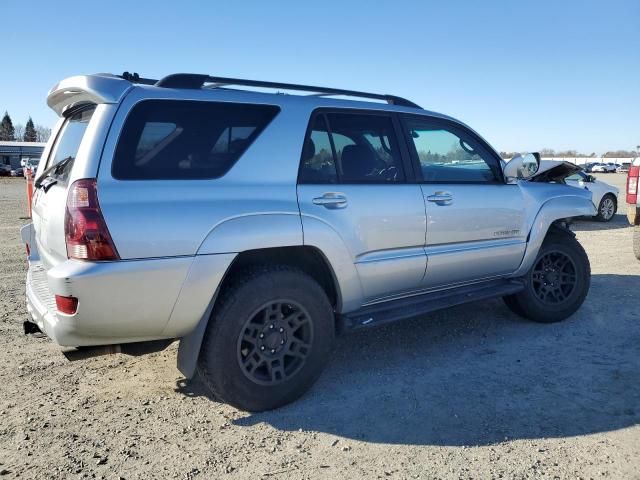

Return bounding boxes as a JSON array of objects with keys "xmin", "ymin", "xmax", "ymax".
[
  {"xmin": 312, "ymin": 193, "xmax": 348, "ymax": 209},
  {"xmin": 426, "ymin": 191, "xmax": 453, "ymax": 205}
]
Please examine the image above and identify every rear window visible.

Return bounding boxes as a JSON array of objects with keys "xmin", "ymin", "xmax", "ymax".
[
  {"xmin": 112, "ymin": 100, "xmax": 279, "ymax": 180},
  {"xmin": 45, "ymin": 106, "xmax": 96, "ymax": 179}
]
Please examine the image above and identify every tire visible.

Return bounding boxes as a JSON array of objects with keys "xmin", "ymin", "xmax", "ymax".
[
  {"xmin": 594, "ymin": 194, "xmax": 616, "ymax": 222},
  {"xmin": 633, "ymin": 226, "xmax": 640, "ymax": 261},
  {"xmin": 197, "ymin": 266, "xmax": 334, "ymax": 411},
  {"xmin": 503, "ymin": 230, "xmax": 590, "ymax": 323}
]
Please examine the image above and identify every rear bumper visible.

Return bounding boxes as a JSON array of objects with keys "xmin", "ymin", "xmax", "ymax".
[
  {"xmin": 25, "ymin": 253, "xmax": 235, "ymax": 347},
  {"xmin": 26, "ymin": 264, "xmax": 64, "ymax": 343}
]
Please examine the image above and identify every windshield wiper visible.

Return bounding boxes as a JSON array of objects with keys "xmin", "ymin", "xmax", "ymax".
[{"xmin": 34, "ymin": 156, "xmax": 74, "ymax": 190}]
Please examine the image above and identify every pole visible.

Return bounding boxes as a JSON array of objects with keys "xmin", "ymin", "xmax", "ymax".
[{"xmin": 25, "ymin": 168, "xmax": 34, "ymax": 218}]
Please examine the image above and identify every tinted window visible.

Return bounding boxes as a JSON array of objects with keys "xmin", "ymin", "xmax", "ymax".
[
  {"xmin": 299, "ymin": 116, "xmax": 338, "ymax": 183},
  {"xmin": 404, "ymin": 119, "xmax": 498, "ymax": 183},
  {"xmin": 113, "ymin": 100, "xmax": 279, "ymax": 180},
  {"xmin": 299, "ymin": 112, "xmax": 404, "ymax": 184},
  {"xmin": 47, "ymin": 107, "xmax": 96, "ymax": 169}
]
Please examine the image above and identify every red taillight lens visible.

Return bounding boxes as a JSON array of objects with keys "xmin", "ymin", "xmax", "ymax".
[
  {"xmin": 25, "ymin": 243, "xmax": 30, "ymax": 256},
  {"xmin": 55, "ymin": 295, "xmax": 78, "ymax": 314},
  {"xmin": 64, "ymin": 179, "xmax": 119, "ymax": 261},
  {"xmin": 627, "ymin": 166, "xmax": 639, "ymax": 205}
]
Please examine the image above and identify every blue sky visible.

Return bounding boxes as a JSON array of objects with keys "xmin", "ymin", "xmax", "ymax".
[{"xmin": 2, "ymin": 0, "xmax": 638, "ymax": 154}]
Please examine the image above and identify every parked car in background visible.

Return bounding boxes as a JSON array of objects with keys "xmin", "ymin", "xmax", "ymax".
[
  {"xmin": 565, "ymin": 170, "xmax": 618, "ymax": 221},
  {"xmin": 534, "ymin": 161, "xmax": 618, "ymax": 222},
  {"xmin": 22, "ymin": 72, "xmax": 596, "ymax": 411},
  {"xmin": 591, "ymin": 163, "xmax": 617, "ymax": 173},
  {"xmin": 0, "ymin": 164, "xmax": 11, "ymax": 177},
  {"xmin": 619, "ymin": 162, "xmax": 631, "ymax": 173},
  {"xmin": 583, "ymin": 162, "xmax": 598, "ymax": 173},
  {"xmin": 22, "ymin": 159, "xmax": 40, "ymax": 175},
  {"xmin": 10, "ymin": 167, "xmax": 24, "ymax": 177}
]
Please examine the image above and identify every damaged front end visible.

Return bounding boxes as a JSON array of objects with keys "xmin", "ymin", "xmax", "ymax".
[{"xmin": 528, "ymin": 160, "xmax": 582, "ymax": 184}]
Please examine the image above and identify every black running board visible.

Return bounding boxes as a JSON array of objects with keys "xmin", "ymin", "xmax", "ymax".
[{"xmin": 339, "ymin": 278, "xmax": 525, "ymax": 331}]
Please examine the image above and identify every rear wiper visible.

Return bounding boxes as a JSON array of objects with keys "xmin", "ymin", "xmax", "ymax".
[{"xmin": 34, "ymin": 156, "xmax": 74, "ymax": 190}]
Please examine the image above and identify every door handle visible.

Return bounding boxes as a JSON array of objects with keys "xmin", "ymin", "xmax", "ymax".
[
  {"xmin": 312, "ymin": 193, "xmax": 348, "ymax": 209},
  {"xmin": 426, "ymin": 191, "xmax": 453, "ymax": 205}
]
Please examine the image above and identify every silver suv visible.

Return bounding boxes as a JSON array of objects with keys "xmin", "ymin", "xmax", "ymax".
[{"xmin": 22, "ymin": 72, "xmax": 595, "ymax": 411}]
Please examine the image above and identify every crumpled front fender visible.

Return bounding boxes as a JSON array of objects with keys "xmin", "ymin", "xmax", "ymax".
[{"xmin": 512, "ymin": 195, "xmax": 595, "ymax": 276}]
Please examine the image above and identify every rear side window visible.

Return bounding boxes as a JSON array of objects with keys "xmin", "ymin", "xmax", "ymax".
[
  {"xmin": 112, "ymin": 100, "xmax": 279, "ymax": 180},
  {"xmin": 299, "ymin": 111, "xmax": 404, "ymax": 184}
]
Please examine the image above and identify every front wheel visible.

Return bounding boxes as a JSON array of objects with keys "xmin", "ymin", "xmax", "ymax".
[
  {"xmin": 197, "ymin": 266, "xmax": 334, "ymax": 411},
  {"xmin": 594, "ymin": 194, "xmax": 616, "ymax": 222},
  {"xmin": 503, "ymin": 231, "xmax": 590, "ymax": 323}
]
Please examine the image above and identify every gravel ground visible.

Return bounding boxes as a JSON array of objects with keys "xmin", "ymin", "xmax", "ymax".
[{"xmin": 0, "ymin": 174, "xmax": 638, "ymax": 480}]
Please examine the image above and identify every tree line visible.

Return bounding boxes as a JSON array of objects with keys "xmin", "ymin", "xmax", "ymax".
[
  {"xmin": 0, "ymin": 111, "xmax": 51, "ymax": 143},
  {"xmin": 500, "ymin": 148, "xmax": 639, "ymax": 159}
]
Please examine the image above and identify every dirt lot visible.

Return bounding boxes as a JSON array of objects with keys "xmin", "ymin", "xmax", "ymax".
[{"xmin": 0, "ymin": 174, "xmax": 638, "ymax": 479}]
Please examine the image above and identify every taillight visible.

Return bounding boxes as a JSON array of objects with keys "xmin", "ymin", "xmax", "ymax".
[
  {"xmin": 55, "ymin": 295, "xmax": 78, "ymax": 314},
  {"xmin": 64, "ymin": 179, "xmax": 119, "ymax": 261},
  {"xmin": 25, "ymin": 243, "xmax": 30, "ymax": 257},
  {"xmin": 627, "ymin": 166, "xmax": 639, "ymax": 205}
]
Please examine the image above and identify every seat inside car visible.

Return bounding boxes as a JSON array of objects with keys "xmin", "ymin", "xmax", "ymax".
[{"xmin": 340, "ymin": 144, "xmax": 377, "ymax": 182}]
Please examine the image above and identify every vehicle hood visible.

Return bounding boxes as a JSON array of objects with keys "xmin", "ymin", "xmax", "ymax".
[{"xmin": 529, "ymin": 160, "xmax": 582, "ymax": 183}]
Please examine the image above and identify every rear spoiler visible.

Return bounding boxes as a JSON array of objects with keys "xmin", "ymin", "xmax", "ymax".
[{"xmin": 47, "ymin": 74, "xmax": 133, "ymax": 117}]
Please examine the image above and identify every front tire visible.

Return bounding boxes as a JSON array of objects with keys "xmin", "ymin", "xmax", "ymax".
[
  {"xmin": 594, "ymin": 194, "xmax": 616, "ymax": 222},
  {"xmin": 503, "ymin": 230, "xmax": 590, "ymax": 323},
  {"xmin": 197, "ymin": 266, "xmax": 334, "ymax": 411}
]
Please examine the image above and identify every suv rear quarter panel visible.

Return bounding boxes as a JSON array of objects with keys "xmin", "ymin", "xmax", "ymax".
[{"xmin": 96, "ymin": 87, "xmax": 309, "ymax": 259}]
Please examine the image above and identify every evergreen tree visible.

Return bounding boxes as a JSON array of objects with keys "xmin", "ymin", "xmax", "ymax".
[
  {"xmin": 0, "ymin": 111, "xmax": 15, "ymax": 141},
  {"xmin": 24, "ymin": 117, "xmax": 37, "ymax": 142}
]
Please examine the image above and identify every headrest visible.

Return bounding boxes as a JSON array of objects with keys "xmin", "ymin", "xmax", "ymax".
[{"xmin": 341, "ymin": 145, "xmax": 376, "ymax": 181}]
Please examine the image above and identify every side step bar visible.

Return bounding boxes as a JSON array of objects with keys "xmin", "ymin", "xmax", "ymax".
[{"xmin": 339, "ymin": 278, "xmax": 525, "ymax": 331}]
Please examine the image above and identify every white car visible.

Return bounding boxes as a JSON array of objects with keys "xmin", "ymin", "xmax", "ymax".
[
  {"xmin": 591, "ymin": 163, "xmax": 618, "ymax": 173},
  {"xmin": 533, "ymin": 161, "xmax": 619, "ymax": 222},
  {"xmin": 565, "ymin": 171, "xmax": 619, "ymax": 221}
]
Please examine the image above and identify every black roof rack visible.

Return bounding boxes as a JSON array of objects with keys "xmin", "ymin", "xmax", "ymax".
[{"xmin": 118, "ymin": 72, "xmax": 422, "ymax": 109}]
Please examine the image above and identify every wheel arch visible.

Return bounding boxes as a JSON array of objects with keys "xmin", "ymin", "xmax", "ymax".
[
  {"xmin": 177, "ymin": 245, "xmax": 341, "ymax": 379},
  {"xmin": 512, "ymin": 195, "xmax": 595, "ymax": 277}
]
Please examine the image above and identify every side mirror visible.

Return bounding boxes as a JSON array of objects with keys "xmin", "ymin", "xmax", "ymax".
[
  {"xmin": 503, "ymin": 152, "xmax": 540, "ymax": 181},
  {"xmin": 586, "ymin": 174, "xmax": 596, "ymax": 183}
]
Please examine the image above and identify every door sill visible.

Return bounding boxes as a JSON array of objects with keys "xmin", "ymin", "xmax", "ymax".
[{"xmin": 338, "ymin": 278, "xmax": 524, "ymax": 332}]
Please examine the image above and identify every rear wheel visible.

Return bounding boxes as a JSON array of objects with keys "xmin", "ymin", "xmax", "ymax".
[
  {"xmin": 503, "ymin": 231, "xmax": 590, "ymax": 323},
  {"xmin": 197, "ymin": 266, "xmax": 334, "ymax": 411},
  {"xmin": 594, "ymin": 194, "xmax": 616, "ymax": 222}
]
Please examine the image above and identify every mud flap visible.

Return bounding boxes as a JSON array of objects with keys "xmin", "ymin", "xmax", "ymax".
[{"xmin": 176, "ymin": 293, "xmax": 219, "ymax": 379}]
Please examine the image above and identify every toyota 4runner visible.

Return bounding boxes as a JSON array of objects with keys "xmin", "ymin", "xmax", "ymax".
[{"xmin": 22, "ymin": 72, "xmax": 595, "ymax": 411}]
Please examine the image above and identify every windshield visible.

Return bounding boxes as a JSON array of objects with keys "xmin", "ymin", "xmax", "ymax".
[{"xmin": 566, "ymin": 171, "xmax": 587, "ymax": 181}]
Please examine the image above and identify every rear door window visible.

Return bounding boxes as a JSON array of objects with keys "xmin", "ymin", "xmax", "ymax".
[
  {"xmin": 299, "ymin": 111, "xmax": 405, "ymax": 184},
  {"xmin": 112, "ymin": 100, "xmax": 279, "ymax": 180}
]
